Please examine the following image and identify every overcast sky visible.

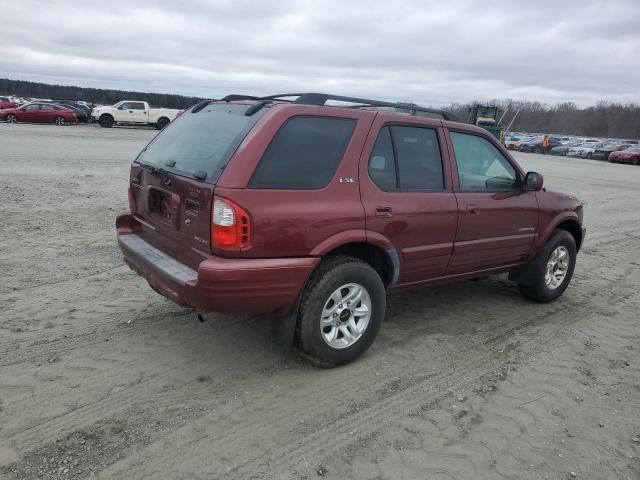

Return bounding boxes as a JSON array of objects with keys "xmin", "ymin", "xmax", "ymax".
[{"xmin": 1, "ymin": 0, "xmax": 639, "ymax": 106}]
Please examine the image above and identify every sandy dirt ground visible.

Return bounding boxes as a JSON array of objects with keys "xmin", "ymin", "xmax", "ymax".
[{"xmin": 1, "ymin": 123, "xmax": 639, "ymax": 480}]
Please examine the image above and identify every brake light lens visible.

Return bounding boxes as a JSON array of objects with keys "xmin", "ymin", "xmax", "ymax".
[{"xmin": 211, "ymin": 197, "xmax": 250, "ymax": 249}]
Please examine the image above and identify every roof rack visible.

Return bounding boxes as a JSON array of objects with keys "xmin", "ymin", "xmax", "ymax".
[{"xmin": 219, "ymin": 93, "xmax": 461, "ymax": 122}]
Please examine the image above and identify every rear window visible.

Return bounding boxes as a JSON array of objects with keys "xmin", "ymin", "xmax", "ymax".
[
  {"xmin": 136, "ymin": 103, "xmax": 263, "ymax": 182},
  {"xmin": 249, "ymin": 116, "xmax": 356, "ymax": 189}
]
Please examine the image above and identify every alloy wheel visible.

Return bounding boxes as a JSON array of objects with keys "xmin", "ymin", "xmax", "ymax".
[
  {"xmin": 320, "ymin": 283, "xmax": 372, "ymax": 349},
  {"xmin": 545, "ymin": 246, "xmax": 570, "ymax": 290}
]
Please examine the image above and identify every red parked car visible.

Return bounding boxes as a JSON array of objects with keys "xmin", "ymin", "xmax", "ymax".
[
  {"xmin": 608, "ymin": 146, "xmax": 640, "ymax": 165},
  {"xmin": 117, "ymin": 93, "xmax": 585, "ymax": 366},
  {"xmin": 0, "ymin": 102, "xmax": 77, "ymax": 125},
  {"xmin": 0, "ymin": 95, "xmax": 17, "ymax": 109}
]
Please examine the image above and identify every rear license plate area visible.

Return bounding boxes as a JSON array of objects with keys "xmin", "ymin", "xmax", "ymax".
[{"xmin": 148, "ymin": 187, "xmax": 180, "ymax": 228}]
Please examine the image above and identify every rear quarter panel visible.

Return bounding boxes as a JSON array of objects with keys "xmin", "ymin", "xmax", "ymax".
[{"xmin": 216, "ymin": 105, "xmax": 376, "ymax": 258}]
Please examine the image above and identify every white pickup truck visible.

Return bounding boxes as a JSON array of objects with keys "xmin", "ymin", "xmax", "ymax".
[{"xmin": 91, "ymin": 101, "xmax": 181, "ymax": 130}]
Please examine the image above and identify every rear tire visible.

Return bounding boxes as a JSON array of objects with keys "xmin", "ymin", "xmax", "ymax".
[
  {"xmin": 586, "ymin": 152, "xmax": 593, "ymax": 159},
  {"xmin": 99, "ymin": 114, "xmax": 114, "ymax": 128},
  {"xmin": 6, "ymin": 114, "xmax": 17, "ymax": 124},
  {"xmin": 633, "ymin": 158, "xmax": 639, "ymax": 166},
  {"xmin": 518, "ymin": 230, "xmax": 577, "ymax": 303},
  {"xmin": 295, "ymin": 256, "xmax": 386, "ymax": 367},
  {"xmin": 156, "ymin": 117, "xmax": 170, "ymax": 130}
]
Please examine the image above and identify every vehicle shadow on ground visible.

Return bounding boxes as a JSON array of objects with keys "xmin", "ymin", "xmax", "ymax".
[{"xmin": 154, "ymin": 275, "xmax": 545, "ymax": 373}]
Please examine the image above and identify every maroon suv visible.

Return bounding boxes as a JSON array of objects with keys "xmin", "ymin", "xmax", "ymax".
[{"xmin": 117, "ymin": 93, "xmax": 585, "ymax": 367}]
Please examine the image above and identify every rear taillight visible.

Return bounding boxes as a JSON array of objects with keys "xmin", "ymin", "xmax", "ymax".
[{"xmin": 211, "ymin": 196, "xmax": 250, "ymax": 249}]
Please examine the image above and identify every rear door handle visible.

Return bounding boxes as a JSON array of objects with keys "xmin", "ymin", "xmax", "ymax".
[
  {"xmin": 467, "ymin": 205, "xmax": 480, "ymax": 214},
  {"xmin": 375, "ymin": 206, "xmax": 393, "ymax": 217}
]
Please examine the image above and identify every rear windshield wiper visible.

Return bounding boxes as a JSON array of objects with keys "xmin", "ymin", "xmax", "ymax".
[{"xmin": 138, "ymin": 161, "xmax": 169, "ymax": 176}]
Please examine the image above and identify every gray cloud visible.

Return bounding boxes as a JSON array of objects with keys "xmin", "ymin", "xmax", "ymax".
[{"xmin": 1, "ymin": 0, "xmax": 639, "ymax": 106}]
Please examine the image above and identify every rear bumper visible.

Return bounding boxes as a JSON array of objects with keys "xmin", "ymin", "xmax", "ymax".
[{"xmin": 117, "ymin": 223, "xmax": 319, "ymax": 314}]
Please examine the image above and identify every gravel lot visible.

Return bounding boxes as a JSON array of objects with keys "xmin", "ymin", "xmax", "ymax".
[{"xmin": 1, "ymin": 123, "xmax": 639, "ymax": 480}]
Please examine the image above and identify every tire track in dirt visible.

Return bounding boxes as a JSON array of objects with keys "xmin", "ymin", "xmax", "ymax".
[{"xmin": 93, "ymin": 235, "xmax": 637, "ymax": 479}]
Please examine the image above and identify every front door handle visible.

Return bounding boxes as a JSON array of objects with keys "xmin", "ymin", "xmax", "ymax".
[
  {"xmin": 467, "ymin": 205, "xmax": 480, "ymax": 214},
  {"xmin": 375, "ymin": 206, "xmax": 393, "ymax": 217}
]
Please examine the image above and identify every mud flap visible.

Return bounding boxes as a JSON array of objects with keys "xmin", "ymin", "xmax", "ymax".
[{"xmin": 271, "ymin": 295, "xmax": 302, "ymax": 352}]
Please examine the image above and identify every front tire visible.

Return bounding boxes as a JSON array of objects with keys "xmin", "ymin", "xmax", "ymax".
[
  {"xmin": 99, "ymin": 114, "xmax": 114, "ymax": 128},
  {"xmin": 295, "ymin": 256, "xmax": 386, "ymax": 367},
  {"xmin": 586, "ymin": 152, "xmax": 593, "ymax": 159},
  {"xmin": 518, "ymin": 230, "xmax": 577, "ymax": 303},
  {"xmin": 6, "ymin": 114, "xmax": 17, "ymax": 124},
  {"xmin": 55, "ymin": 116, "xmax": 65, "ymax": 126}
]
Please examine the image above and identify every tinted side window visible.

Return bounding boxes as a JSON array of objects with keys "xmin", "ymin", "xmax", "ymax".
[
  {"xmin": 368, "ymin": 125, "xmax": 444, "ymax": 191},
  {"xmin": 368, "ymin": 127, "xmax": 397, "ymax": 191},
  {"xmin": 450, "ymin": 131, "xmax": 519, "ymax": 191},
  {"xmin": 249, "ymin": 116, "xmax": 355, "ymax": 189},
  {"xmin": 131, "ymin": 102, "xmax": 146, "ymax": 110},
  {"xmin": 40, "ymin": 105, "xmax": 54, "ymax": 110},
  {"xmin": 392, "ymin": 126, "xmax": 444, "ymax": 190}
]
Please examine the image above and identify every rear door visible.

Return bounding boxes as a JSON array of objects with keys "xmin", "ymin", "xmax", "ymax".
[
  {"xmin": 128, "ymin": 102, "xmax": 265, "ymax": 268},
  {"xmin": 359, "ymin": 115, "xmax": 459, "ymax": 285},
  {"xmin": 445, "ymin": 128, "xmax": 539, "ymax": 274},
  {"xmin": 38, "ymin": 104, "xmax": 57, "ymax": 122}
]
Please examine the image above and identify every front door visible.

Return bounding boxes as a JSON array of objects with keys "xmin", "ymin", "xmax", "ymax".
[
  {"xmin": 359, "ymin": 117, "xmax": 459, "ymax": 285},
  {"xmin": 19, "ymin": 104, "xmax": 42, "ymax": 122},
  {"xmin": 446, "ymin": 130, "xmax": 539, "ymax": 275},
  {"xmin": 115, "ymin": 102, "xmax": 147, "ymax": 123}
]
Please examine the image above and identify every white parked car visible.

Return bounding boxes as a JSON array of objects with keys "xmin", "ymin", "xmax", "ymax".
[
  {"xmin": 567, "ymin": 142, "xmax": 604, "ymax": 159},
  {"xmin": 91, "ymin": 100, "xmax": 181, "ymax": 130}
]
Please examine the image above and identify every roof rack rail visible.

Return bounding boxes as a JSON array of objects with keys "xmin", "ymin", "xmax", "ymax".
[
  {"xmin": 265, "ymin": 93, "xmax": 460, "ymax": 121},
  {"xmin": 220, "ymin": 94, "xmax": 263, "ymax": 102},
  {"xmin": 218, "ymin": 93, "xmax": 461, "ymax": 122}
]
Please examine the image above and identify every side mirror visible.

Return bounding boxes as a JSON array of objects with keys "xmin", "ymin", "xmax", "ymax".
[{"xmin": 524, "ymin": 171, "xmax": 544, "ymax": 191}]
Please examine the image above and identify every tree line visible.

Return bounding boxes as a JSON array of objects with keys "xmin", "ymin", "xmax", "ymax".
[
  {"xmin": 2, "ymin": 78, "xmax": 638, "ymax": 138},
  {"xmin": 0, "ymin": 78, "xmax": 205, "ymax": 110},
  {"xmin": 445, "ymin": 100, "xmax": 640, "ymax": 139}
]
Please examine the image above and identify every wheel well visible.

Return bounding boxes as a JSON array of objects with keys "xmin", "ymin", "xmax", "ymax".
[
  {"xmin": 158, "ymin": 116, "xmax": 169, "ymax": 123},
  {"xmin": 556, "ymin": 220, "xmax": 583, "ymax": 251},
  {"xmin": 100, "ymin": 113, "xmax": 113, "ymax": 119},
  {"xmin": 324, "ymin": 242, "xmax": 395, "ymax": 287}
]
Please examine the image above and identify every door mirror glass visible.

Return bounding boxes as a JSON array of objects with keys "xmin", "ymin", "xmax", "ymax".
[{"xmin": 525, "ymin": 171, "xmax": 544, "ymax": 191}]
